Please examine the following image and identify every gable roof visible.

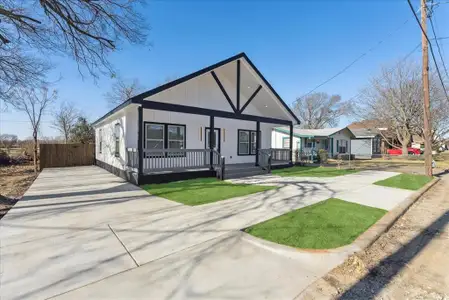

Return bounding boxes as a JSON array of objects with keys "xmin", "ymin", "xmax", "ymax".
[
  {"xmin": 274, "ymin": 127, "xmax": 355, "ymax": 138},
  {"xmin": 93, "ymin": 52, "xmax": 299, "ymax": 126},
  {"xmin": 350, "ymin": 128, "xmax": 380, "ymax": 138}
]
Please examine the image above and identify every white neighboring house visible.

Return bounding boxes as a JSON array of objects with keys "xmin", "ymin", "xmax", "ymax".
[
  {"xmin": 272, "ymin": 127, "xmax": 355, "ymax": 159},
  {"xmin": 350, "ymin": 128, "xmax": 383, "ymax": 159},
  {"xmin": 93, "ymin": 53, "xmax": 299, "ymax": 184}
]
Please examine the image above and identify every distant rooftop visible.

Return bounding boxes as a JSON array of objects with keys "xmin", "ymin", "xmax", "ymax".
[{"xmin": 274, "ymin": 126, "xmax": 353, "ymax": 138}]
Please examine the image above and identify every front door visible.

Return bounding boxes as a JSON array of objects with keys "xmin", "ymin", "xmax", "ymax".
[{"xmin": 205, "ymin": 128, "xmax": 221, "ymax": 153}]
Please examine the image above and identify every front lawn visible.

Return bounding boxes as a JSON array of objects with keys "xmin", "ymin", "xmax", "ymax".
[
  {"xmin": 141, "ymin": 178, "xmax": 276, "ymax": 206},
  {"xmin": 244, "ymin": 198, "xmax": 386, "ymax": 249},
  {"xmin": 272, "ymin": 166, "xmax": 358, "ymax": 177},
  {"xmin": 374, "ymin": 173, "xmax": 433, "ymax": 190}
]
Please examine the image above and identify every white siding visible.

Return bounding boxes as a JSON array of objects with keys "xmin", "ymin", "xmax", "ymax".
[
  {"xmin": 95, "ymin": 111, "xmax": 127, "ymax": 171},
  {"xmin": 351, "ymin": 138, "xmax": 372, "ymax": 158},
  {"xmin": 271, "ymin": 130, "xmax": 300, "ymax": 150},
  {"xmin": 330, "ymin": 129, "xmax": 353, "ymax": 156},
  {"xmin": 145, "ymin": 73, "xmax": 267, "ymax": 117}
]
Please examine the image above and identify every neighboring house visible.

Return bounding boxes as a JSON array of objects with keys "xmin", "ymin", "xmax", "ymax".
[
  {"xmin": 350, "ymin": 128, "xmax": 383, "ymax": 159},
  {"xmin": 272, "ymin": 127, "xmax": 355, "ymax": 159},
  {"xmin": 93, "ymin": 53, "xmax": 299, "ymax": 184}
]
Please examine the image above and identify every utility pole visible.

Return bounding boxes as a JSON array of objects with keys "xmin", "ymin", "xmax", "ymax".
[{"xmin": 421, "ymin": 0, "xmax": 433, "ymax": 176}]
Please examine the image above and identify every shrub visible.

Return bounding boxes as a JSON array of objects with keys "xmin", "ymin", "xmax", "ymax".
[
  {"xmin": 318, "ymin": 149, "xmax": 328, "ymax": 164},
  {"xmin": 0, "ymin": 150, "xmax": 11, "ymax": 165},
  {"xmin": 10, "ymin": 154, "xmax": 32, "ymax": 165}
]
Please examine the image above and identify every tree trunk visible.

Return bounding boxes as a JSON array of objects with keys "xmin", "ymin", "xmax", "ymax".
[
  {"xmin": 402, "ymin": 143, "xmax": 408, "ymax": 157},
  {"xmin": 33, "ymin": 132, "xmax": 38, "ymax": 173}
]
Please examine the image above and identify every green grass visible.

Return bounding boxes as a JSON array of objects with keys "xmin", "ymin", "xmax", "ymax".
[
  {"xmin": 141, "ymin": 178, "xmax": 277, "ymax": 206},
  {"xmin": 245, "ymin": 198, "xmax": 387, "ymax": 249},
  {"xmin": 374, "ymin": 173, "xmax": 433, "ymax": 190},
  {"xmin": 272, "ymin": 166, "xmax": 358, "ymax": 177}
]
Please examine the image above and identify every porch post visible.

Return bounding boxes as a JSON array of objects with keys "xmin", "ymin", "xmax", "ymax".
[
  {"xmin": 289, "ymin": 122, "xmax": 293, "ymax": 164},
  {"xmin": 137, "ymin": 106, "xmax": 143, "ymax": 177},
  {"xmin": 255, "ymin": 121, "xmax": 260, "ymax": 166},
  {"xmin": 209, "ymin": 115, "xmax": 214, "ymax": 170},
  {"xmin": 236, "ymin": 59, "xmax": 241, "ymax": 112}
]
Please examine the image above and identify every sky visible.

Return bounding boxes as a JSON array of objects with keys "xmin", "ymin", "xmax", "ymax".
[{"xmin": 1, "ymin": 0, "xmax": 449, "ymax": 139}]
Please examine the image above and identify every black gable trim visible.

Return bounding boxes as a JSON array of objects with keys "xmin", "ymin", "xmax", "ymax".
[
  {"xmin": 92, "ymin": 98, "xmax": 136, "ymax": 127},
  {"xmin": 241, "ymin": 53, "xmax": 300, "ymax": 124},
  {"xmin": 130, "ymin": 53, "xmax": 246, "ymax": 102},
  {"xmin": 92, "ymin": 52, "xmax": 300, "ymax": 126}
]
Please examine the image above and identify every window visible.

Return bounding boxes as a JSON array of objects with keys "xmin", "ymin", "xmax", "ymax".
[
  {"xmin": 238, "ymin": 129, "xmax": 259, "ymax": 155},
  {"xmin": 324, "ymin": 139, "xmax": 329, "ymax": 150},
  {"xmin": 144, "ymin": 122, "xmax": 186, "ymax": 157},
  {"xmin": 282, "ymin": 137, "xmax": 290, "ymax": 149},
  {"xmin": 305, "ymin": 138, "xmax": 315, "ymax": 148},
  {"xmin": 251, "ymin": 131, "xmax": 258, "ymax": 154},
  {"xmin": 145, "ymin": 123, "xmax": 164, "ymax": 150},
  {"xmin": 238, "ymin": 130, "xmax": 250, "ymax": 155},
  {"xmin": 114, "ymin": 124, "xmax": 120, "ymax": 157},
  {"xmin": 99, "ymin": 129, "xmax": 102, "ymax": 154},
  {"xmin": 338, "ymin": 140, "xmax": 348, "ymax": 153},
  {"xmin": 168, "ymin": 125, "xmax": 185, "ymax": 150}
]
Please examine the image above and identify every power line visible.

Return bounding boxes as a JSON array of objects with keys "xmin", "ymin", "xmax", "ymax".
[
  {"xmin": 298, "ymin": 16, "xmax": 416, "ymax": 100},
  {"xmin": 345, "ymin": 43, "xmax": 421, "ymax": 104},
  {"xmin": 407, "ymin": 0, "xmax": 449, "ymax": 101},
  {"xmin": 428, "ymin": 13, "xmax": 449, "ymax": 78}
]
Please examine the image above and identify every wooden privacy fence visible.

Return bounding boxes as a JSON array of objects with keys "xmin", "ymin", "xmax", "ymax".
[{"xmin": 39, "ymin": 143, "xmax": 95, "ymax": 169}]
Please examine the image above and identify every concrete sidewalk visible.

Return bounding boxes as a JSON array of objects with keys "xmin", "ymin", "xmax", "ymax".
[{"xmin": 0, "ymin": 166, "xmax": 414, "ymax": 300}]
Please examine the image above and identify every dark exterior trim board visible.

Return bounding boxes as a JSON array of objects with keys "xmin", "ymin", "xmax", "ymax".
[
  {"xmin": 93, "ymin": 53, "xmax": 300, "ymax": 126},
  {"xmin": 139, "ymin": 100, "xmax": 292, "ymax": 125},
  {"xmin": 139, "ymin": 170, "xmax": 216, "ymax": 185},
  {"xmin": 211, "ymin": 71, "xmax": 238, "ymax": 113},
  {"xmin": 240, "ymin": 85, "xmax": 262, "ymax": 113},
  {"xmin": 96, "ymin": 159, "xmax": 138, "ymax": 185}
]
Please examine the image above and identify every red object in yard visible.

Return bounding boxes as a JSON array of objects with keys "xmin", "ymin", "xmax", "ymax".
[{"xmin": 387, "ymin": 148, "xmax": 421, "ymax": 155}]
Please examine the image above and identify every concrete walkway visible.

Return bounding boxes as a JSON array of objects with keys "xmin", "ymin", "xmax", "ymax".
[{"xmin": 0, "ymin": 166, "xmax": 414, "ymax": 300}]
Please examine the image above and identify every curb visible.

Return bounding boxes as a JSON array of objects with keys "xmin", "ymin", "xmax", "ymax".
[{"xmin": 294, "ymin": 176, "xmax": 441, "ymax": 300}]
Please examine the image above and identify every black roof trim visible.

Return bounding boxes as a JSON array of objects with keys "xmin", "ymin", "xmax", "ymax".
[
  {"xmin": 92, "ymin": 98, "xmax": 137, "ymax": 126},
  {"xmin": 240, "ymin": 53, "xmax": 300, "ymax": 124},
  {"xmin": 93, "ymin": 52, "xmax": 300, "ymax": 126},
  {"xmin": 130, "ymin": 52, "xmax": 246, "ymax": 102}
]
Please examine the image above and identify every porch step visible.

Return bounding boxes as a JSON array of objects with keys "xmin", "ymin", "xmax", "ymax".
[{"xmin": 223, "ymin": 166, "xmax": 267, "ymax": 180}]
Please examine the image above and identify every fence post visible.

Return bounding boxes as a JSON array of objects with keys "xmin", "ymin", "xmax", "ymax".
[
  {"xmin": 220, "ymin": 156, "xmax": 225, "ymax": 180},
  {"xmin": 268, "ymin": 155, "xmax": 272, "ymax": 173}
]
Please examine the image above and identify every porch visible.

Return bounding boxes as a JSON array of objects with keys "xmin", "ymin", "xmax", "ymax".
[{"xmin": 126, "ymin": 148, "xmax": 291, "ymax": 183}]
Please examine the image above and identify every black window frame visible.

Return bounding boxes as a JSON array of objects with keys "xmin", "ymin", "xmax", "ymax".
[
  {"xmin": 144, "ymin": 122, "xmax": 186, "ymax": 157},
  {"xmin": 99, "ymin": 128, "xmax": 102, "ymax": 154},
  {"xmin": 114, "ymin": 123, "xmax": 120, "ymax": 157},
  {"xmin": 238, "ymin": 129, "xmax": 260, "ymax": 156}
]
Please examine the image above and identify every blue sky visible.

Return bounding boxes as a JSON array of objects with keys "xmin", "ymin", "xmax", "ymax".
[{"xmin": 2, "ymin": 0, "xmax": 448, "ymax": 139}]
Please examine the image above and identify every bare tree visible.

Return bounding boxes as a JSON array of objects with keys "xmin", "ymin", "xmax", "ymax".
[
  {"xmin": 6, "ymin": 86, "xmax": 57, "ymax": 172},
  {"xmin": 105, "ymin": 77, "xmax": 143, "ymax": 107},
  {"xmin": 0, "ymin": 133, "xmax": 18, "ymax": 153},
  {"xmin": 292, "ymin": 92, "xmax": 353, "ymax": 129},
  {"xmin": 357, "ymin": 62, "xmax": 423, "ymax": 156},
  {"xmin": 0, "ymin": 0, "xmax": 149, "ymax": 98},
  {"xmin": 52, "ymin": 102, "xmax": 79, "ymax": 143}
]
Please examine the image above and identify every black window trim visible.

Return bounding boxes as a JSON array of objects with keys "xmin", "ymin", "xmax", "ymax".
[
  {"xmin": 144, "ymin": 121, "xmax": 187, "ymax": 157},
  {"xmin": 99, "ymin": 128, "xmax": 102, "ymax": 154},
  {"xmin": 237, "ymin": 129, "xmax": 260, "ymax": 156},
  {"xmin": 114, "ymin": 123, "xmax": 120, "ymax": 157}
]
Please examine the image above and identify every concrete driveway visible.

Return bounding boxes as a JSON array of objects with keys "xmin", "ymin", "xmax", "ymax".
[{"xmin": 0, "ymin": 166, "xmax": 414, "ymax": 300}]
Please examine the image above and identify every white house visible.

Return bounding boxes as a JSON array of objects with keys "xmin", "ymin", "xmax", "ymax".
[
  {"xmin": 350, "ymin": 128, "xmax": 382, "ymax": 159},
  {"xmin": 272, "ymin": 127, "xmax": 355, "ymax": 160},
  {"xmin": 93, "ymin": 53, "xmax": 299, "ymax": 184}
]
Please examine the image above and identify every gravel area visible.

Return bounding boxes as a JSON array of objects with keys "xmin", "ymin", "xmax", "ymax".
[{"xmin": 297, "ymin": 174, "xmax": 449, "ymax": 300}]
